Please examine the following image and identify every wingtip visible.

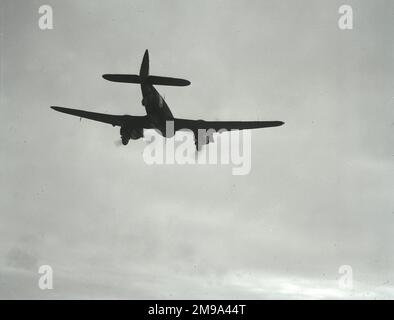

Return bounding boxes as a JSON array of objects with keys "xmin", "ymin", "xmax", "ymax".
[{"xmin": 51, "ymin": 106, "xmax": 63, "ymax": 112}]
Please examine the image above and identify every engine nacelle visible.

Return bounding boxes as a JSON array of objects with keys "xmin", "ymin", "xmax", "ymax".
[
  {"xmin": 194, "ymin": 129, "xmax": 214, "ymax": 150},
  {"xmin": 120, "ymin": 126, "xmax": 143, "ymax": 143},
  {"xmin": 130, "ymin": 128, "xmax": 143, "ymax": 140}
]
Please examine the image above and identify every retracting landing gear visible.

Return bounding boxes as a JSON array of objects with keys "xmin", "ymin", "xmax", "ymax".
[
  {"xmin": 121, "ymin": 136, "xmax": 129, "ymax": 145},
  {"xmin": 194, "ymin": 138, "xmax": 201, "ymax": 151},
  {"xmin": 193, "ymin": 130, "xmax": 214, "ymax": 151}
]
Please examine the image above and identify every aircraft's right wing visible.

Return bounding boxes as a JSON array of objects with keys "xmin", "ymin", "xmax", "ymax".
[{"xmin": 174, "ymin": 118, "xmax": 285, "ymax": 132}]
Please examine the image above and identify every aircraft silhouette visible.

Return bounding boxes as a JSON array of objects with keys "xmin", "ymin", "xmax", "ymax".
[{"xmin": 51, "ymin": 50, "xmax": 284, "ymax": 150}]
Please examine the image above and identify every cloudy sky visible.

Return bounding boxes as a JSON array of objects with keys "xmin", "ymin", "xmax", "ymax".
[{"xmin": 0, "ymin": 0, "xmax": 393, "ymax": 299}]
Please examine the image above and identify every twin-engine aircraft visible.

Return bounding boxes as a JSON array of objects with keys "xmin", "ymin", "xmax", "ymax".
[{"xmin": 51, "ymin": 50, "xmax": 284, "ymax": 150}]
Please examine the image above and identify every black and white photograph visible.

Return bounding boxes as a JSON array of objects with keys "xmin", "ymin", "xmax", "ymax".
[{"xmin": 0, "ymin": 0, "xmax": 393, "ymax": 309}]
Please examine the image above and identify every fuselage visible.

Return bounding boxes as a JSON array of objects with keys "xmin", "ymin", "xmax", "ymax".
[{"xmin": 140, "ymin": 81, "xmax": 174, "ymax": 137}]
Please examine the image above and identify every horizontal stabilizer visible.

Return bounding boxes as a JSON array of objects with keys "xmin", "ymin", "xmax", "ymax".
[
  {"xmin": 102, "ymin": 74, "xmax": 141, "ymax": 84},
  {"xmin": 102, "ymin": 74, "xmax": 190, "ymax": 86},
  {"xmin": 148, "ymin": 75, "xmax": 190, "ymax": 86}
]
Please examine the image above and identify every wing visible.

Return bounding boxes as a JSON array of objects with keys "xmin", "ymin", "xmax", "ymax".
[
  {"xmin": 50, "ymin": 106, "xmax": 147, "ymax": 128},
  {"xmin": 174, "ymin": 118, "xmax": 284, "ymax": 132}
]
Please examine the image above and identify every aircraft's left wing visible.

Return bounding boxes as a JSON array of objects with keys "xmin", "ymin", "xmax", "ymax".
[
  {"xmin": 174, "ymin": 118, "xmax": 285, "ymax": 132},
  {"xmin": 50, "ymin": 106, "xmax": 147, "ymax": 128}
]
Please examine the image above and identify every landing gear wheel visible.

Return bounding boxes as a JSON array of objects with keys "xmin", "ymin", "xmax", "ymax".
[
  {"xmin": 194, "ymin": 139, "xmax": 201, "ymax": 151},
  {"xmin": 121, "ymin": 137, "xmax": 129, "ymax": 145}
]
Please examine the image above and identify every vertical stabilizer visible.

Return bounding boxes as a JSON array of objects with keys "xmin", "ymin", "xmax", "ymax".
[{"xmin": 139, "ymin": 49, "xmax": 149, "ymax": 79}]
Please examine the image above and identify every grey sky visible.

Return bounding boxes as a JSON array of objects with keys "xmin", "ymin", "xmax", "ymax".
[{"xmin": 0, "ymin": 0, "xmax": 393, "ymax": 299}]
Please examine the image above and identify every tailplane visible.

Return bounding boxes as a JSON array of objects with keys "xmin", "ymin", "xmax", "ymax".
[
  {"xmin": 102, "ymin": 74, "xmax": 190, "ymax": 86},
  {"xmin": 148, "ymin": 75, "xmax": 190, "ymax": 86},
  {"xmin": 102, "ymin": 50, "xmax": 191, "ymax": 86}
]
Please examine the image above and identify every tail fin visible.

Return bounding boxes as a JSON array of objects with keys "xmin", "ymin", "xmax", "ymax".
[
  {"xmin": 102, "ymin": 49, "xmax": 191, "ymax": 86},
  {"xmin": 139, "ymin": 49, "xmax": 149, "ymax": 78}
]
